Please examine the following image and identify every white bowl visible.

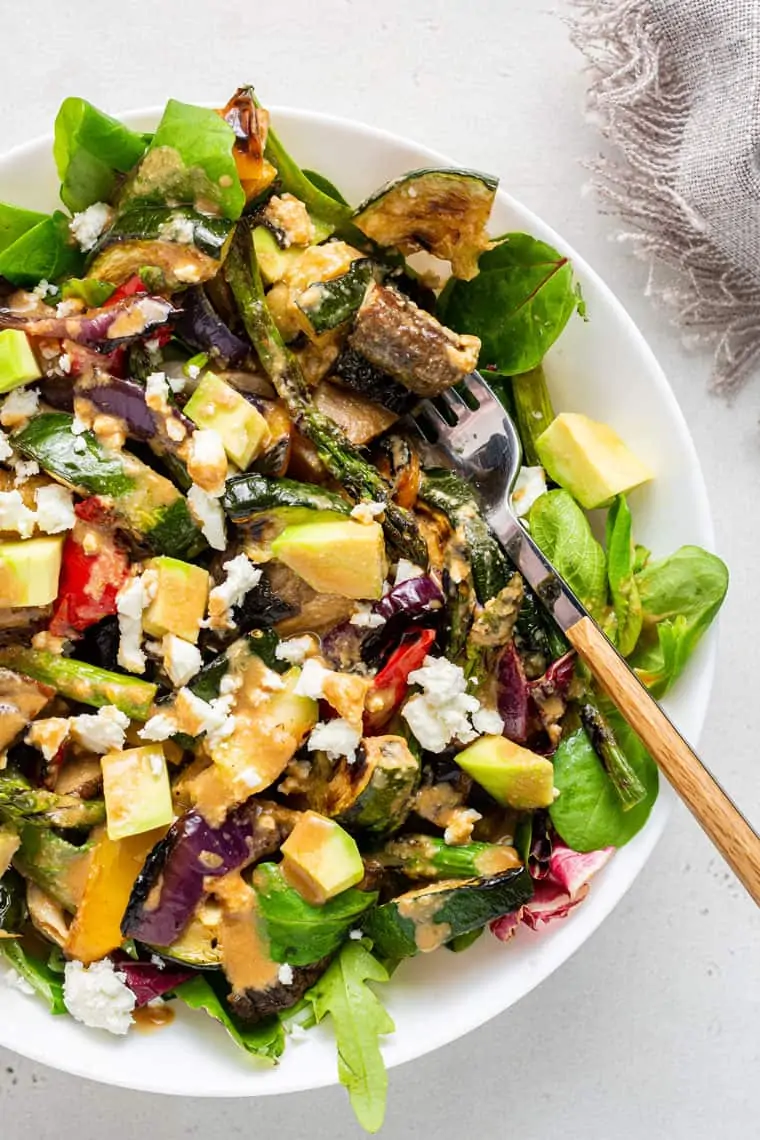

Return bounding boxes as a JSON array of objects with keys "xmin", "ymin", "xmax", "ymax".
[{"xmin": 0, "ymin": 106, "xmax": 717, "ymax": 1096}]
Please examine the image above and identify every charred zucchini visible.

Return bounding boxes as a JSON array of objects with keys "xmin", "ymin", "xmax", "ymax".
[
  {"xmin": 295, "ymin": 258, "xmax": 374, "ymax": 336},
  {"xmin": 361, "ymin": 867, "xmax": 533, "ymax": 958},
  {"xmin": 89, "ymin": 205, "xmax": 233, "ymax": 286},
  {"xmin": 348, "ymin": 283, "xmax": 480, "ymax": 397},
  {"xmin": 13, "ymin": 413, "xmax": 206, "ymax": 559},
  {"xmin": 13, "ymin": 826, "xmax": 94, "ymax": 912},
  {"xmin": 152, "ymin": 902, "xmax": 223, "ymax": 969},
  {"xmin": 222, "ymin": 471, "xmax": 349, "ymax": 523},
  {"xmin": 380, "ymin": 835, "xmax": 520, "ymax": 880},
  {"xmin": 353, "ymin": 168, "xmax": 497, "ymax": 280},
  {"xmin": 312, "ymin": 736, "xmax": 420, "ymax": 836},
  {"xmin": 332, "ymin": 347, "xmax": 414, "ymax": 415}
]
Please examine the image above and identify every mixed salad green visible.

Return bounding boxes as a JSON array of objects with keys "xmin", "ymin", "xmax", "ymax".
[{"xmin": 0, "ymin": 87, "xmax": 727, "ymax": 1131}]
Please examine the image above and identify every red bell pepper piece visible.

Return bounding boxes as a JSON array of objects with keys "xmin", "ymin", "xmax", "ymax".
[
  {"xmin": 104, "ymin": 275, "xmax": 148, "ymax": 307},
  {"xmin": 364, "ymin": 627, "xmax": 436, "ymax": 732},
  {"xmin": 49, "ymin": 510, "xmax": 130, "ymax": 637}
]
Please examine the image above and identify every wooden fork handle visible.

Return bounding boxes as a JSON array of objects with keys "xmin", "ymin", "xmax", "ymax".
[{"xmin": 566, "ymin": 616, "xmax": 760, "ymax": 905}]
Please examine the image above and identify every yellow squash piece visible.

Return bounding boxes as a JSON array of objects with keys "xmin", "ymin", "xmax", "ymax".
[
  {"xmin": 65, "ymin": 827, "xmax": 166, "ymax": 963},
  {"xmin": 536, "ymin": 412, "xmax": 653, "ymax": 510}
]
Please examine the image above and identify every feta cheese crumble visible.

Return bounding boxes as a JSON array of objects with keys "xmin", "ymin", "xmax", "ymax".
[
  {"xmin": 162, "ymin": 634, "xmax": 203, "ymax": 687},
  {"xmin": 402, "ymin": 655, "xmax": 481, "ymax": 753},
  {"xmin": 158, "ymin": 215, "xmax": 196, "ymax": 245},
  {"xmin": 34, "ymin": 484, "xmax": 76, "ymax": 534},
  {"xmin": 350, "ymin": 500, "xmax": 385, "ymax": 525},
  {"xmin": 31, "ymin": 279, "xmax": 57, "ymax": 301},
  {"xmin": 512, "ymin": 466, "xmax": 547, "ymax": 519},
  {"xmin": 12, "ymin": 458, "xmax": 39, "ymax": 485},
  {"xmin": 139, "ymin": 687, "xmax": 236, "ymax": 747},
  {"xmin": 187, "ymin": 484, "xmax": 227, "ymax": 550},
  {"xmin": 186, "ymin": 428, "xmax": 228, "ymax": 497},
  {"xmin": 115, "ymin": 572, "xmax": 156, "ymax": 675},
  {"xmin": 471, "ymin": 707, "xmax": 504, "ymax": 736},
  {"xmin": 394, "ymin": 558, "xmax": 424, "ymax": 585},
  {"xmin": 63, "ymin": 959, "xmax": 135, "ymax": 1035},
  {"xmin": 277, "ymin": 963, "xmax": 294, "ymax": 986},
  {"xmin": 293, "ymin": 658, "xmax": 331, "ymax": 700},
  {"xmin": 307, "ymin": 718, "xmax": 361, "ymax": 762},
  {"xmin": 349, "ymin": 602, "xmax": 385, "ymax": 629},
  {"xmin": 26, "ymin": 717, "xmax": 71, "ymax": 762},
  {"xmin": 207, "ymin": 553, "xmax": 261, "ymax": 630},
  {"xmin": 0, "ymin": 430, "xmax": 14, "ymax": 462},
  {"xmin": 58, "ymin": 352, "xmax": 72, "ymax": 375},
  {"xmin": 69, "ymin": 706, "xmax": 130, "ymax": 754},
  {"xmin": 70, "ymin": 414, "xmax": 88, "ymax": 435},
  {"xmin": 1, "ymin": 386, "xmax": 39, "ymax": 429},
  {"xmin": 274, "ymin": 635, "xmax": 316, "ymax": 666},
  {"xmin": 69, "ymin": 202, "xmax": 112, "ymax": 253},
  {"xmin": 0, "ymin": 490, "xmax": 36, "ymax": 538}
]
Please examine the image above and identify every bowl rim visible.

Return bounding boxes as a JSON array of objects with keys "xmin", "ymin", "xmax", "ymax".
[{"xmin": 0, "ymin": 102, "xmax": 718, "ymax": 1096}]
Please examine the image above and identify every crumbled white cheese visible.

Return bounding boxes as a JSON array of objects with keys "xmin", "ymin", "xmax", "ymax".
[
  {"xmin": 69, "ymin": 202, "xmax": 112, "ymax": 253},
  {"xmin": 293, "ymin": 658, "xmax": 331, "ymax": 700},
  {"xmin": 1, "ymin": 386, "xmax": 39, "ymax": 429},
  {"xmin": 0, "ymin": 490, "xmax": 37, "ymax": 538},
  {"xmin": 138, "ymin": 711, "xmax": 178, "ymax": 743},
  {"xmin": 443, "ymin": 808, "xmax": 482, "ymax": 846},
  {"xmin": 348, "ymin": 929, "xmax": 363, "ymax": 941},
  {"xmin": 394, "ymin": 559, "xmax": 424, "ymax": 585},
  {"xmin": 277, "ymin": 963, "xmax": 294, "ymax": 986},
  {"xmin": 150, "ymin": 954, "xmax": 166, "ymax": 970},
  {"xmin": 274, "ymin": 636, "xmax": 316, "ymax": 666},
  {"xmin": 207, "ymin": 553, "xmax": 261, "ymax": 629},
  {"xmin": 187, "ymin": 484, "xmax": 227, "ymax": 550},
  {"xmin": 70, "ymin": 706, "xmax": 130, "ymax": 754},
  {"xmin": 402, "ymin": 655, "xmax": 480, "ymax": 753},
  {"xmin": 31, "ymin": 279, "xmax": 57, "ymax": 301},
  {"xmin": 166, "ymin": 372, "xmax": 188, "ymax": 394},
  {"xmin": 307, "ymin": 718, "xmax": 361, "ymax": 762},
  {"xmin": 349, "ymin": 603, "xmax": 386, "ymax": 629},
  {"xmin": 471, "ymin": 707, "xmax": 504, "ymax": 736},
  {"xmin": 512, "ymin": 466, "xmax": 547, "ymax": 519},
  {"xmin": 145, "ymin": 370, "xmax": 171, "ymax": 409},
  {"xmin": 162, "ymin": 634, "xmax": 203, "ymax": 688},
  {"xmin": 70, "ymin": 414, "xmax": 88, "ymax": 436},
  {"xmin": 56, "ymin": 300, "xmax": 80, "ymax": 318},
  {"xmin": 63, "ymin": 959, "xmax": 135, "ymax": 1035},
  {"xmin": 158, "ymin": 214, "xmax": 196, "ymax": 244},
  {"xmin": 184, "ymin": 364, "xmax": 201, "ymax": 381},
  {"xmin": 179, "ymin": 688, "xmax": 236, "ymax": 746},
  {"xmin": 4, "ymin": 968, "xmax": 35, "ymax": 996},
  {"xmin": 0, "ymin": 430, "xmax": 14, "ymax": 462},
  {"xmin": 26, "ymin": 717, "xmax": 71, "ymax": 762},
  {"xmin": 219, "ymin": 672, "xmax": 243, "ymax": 696},
  {"xmin": 34, "ymin": 484, "xmax": 76, "ymax": 534},
  {"xmin": 115, "ymin": 573, "xmax": 154, "ymax": 675},
  {"xmin": 72, "ymin": 436, "xmax": 87, "ymax": 454},
  {"xmin": 350, "ymin": 500, "xmax": 385, "ymax": 525},
  {"xmin": 58, "ymin": 352, "xmax": 72, "ymax": 375},
  {"xmin": 186, "ymin": 428, "xmax": 228, "ymax": 497},
  {"xmin": 12, "ymin": 458, "xmax": 39, "ymax": 485}
]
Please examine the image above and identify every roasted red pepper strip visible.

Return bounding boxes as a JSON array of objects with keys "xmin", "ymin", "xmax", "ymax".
[
  {"xmin": 364, "ymin": 627, "xmax": 436, "ymax": 732},
  {"xmin": 49, "ymin": 507, "xmax": 130, "ymax": 636},
  {"xmin": 104, "ymin": 275, "xmax": 147, "ymax": 307}
]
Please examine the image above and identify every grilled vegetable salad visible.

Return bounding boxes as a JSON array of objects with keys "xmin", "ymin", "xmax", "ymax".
[{"xmin": 0, "ymin": 88, "xmax": 727, "ymax": 1131}]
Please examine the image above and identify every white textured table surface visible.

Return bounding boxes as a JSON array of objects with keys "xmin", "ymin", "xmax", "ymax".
[{"xmin": 1, "ymin": 2, "xmax": 758, "ymax": 1137}]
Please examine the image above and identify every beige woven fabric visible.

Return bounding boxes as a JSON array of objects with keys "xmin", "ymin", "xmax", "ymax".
[{"xmin": 569, "ymin": 0, "xmax": 760, "ymax": 392}]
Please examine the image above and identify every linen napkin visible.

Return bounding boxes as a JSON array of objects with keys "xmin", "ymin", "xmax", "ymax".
[{"xmin": 569, "ymin": 0, "xmax": 760, "ymax": 392}]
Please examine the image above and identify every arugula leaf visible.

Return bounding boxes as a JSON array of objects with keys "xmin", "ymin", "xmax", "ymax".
[
  {"xmin": 528, "ymin": 489, "xmax": 607, "ymax": 620},
  {"xmin": 549, "ymin": 721, "xmax": 658, "ymax": 851},
  {"xmin": 0, "ymin": 940, "xmax": 66, "ymax": 1014},
  {"xmin": 124, "ymin": 100, "xmax": 245, "ymax": 220},
  {"xmin": 54, "ymin": 98, "xmax": 148, "ymax": 213},
  {"xmin": 0, "ymin": 210, "xmax": 84, "ymax": 286},
  {"xmin": 175, "ymin": 975, "xmax": 284, "ymax": 1064},
  {"xmin": 305, "ymin": 941, "xmax": 394, "ymax": 1134},
  {"xmin": 630, "ymin": 546, "xmax": 728, "ymax": 696},
  {"xmin": 253, "ymin": 863, "xmax": 377, "ymax": 966},
  {"xmin": 605, "ymin": 495, "xmax": 643, "ymax": 657},
  {"xmin": 438, "ymin": 233, "xmax": 582, "ymax": 375}
]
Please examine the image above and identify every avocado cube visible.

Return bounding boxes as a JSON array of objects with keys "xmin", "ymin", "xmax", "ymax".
[
  {"xmin": 0, "ymin": 330, "xmax": 42, "ymax": 393},
  {"xmin": 142, "ymin": 556, "xmax": 209, "ymax": 643},
  {"xmin": 536, "ymin": 412, "xmax": 653, "ymax": 510},
  {"xmin": 0, "ymin": 536, "xmax": 63, "ymax": 607},
  {"xmin": 253, "ymin": 226, "xmax": 302, "ymax": 286},
  {"xmin": 456, "ymin": 735, "xmax": 556, "ymax": 811},
  {"xmin": 184, "ymin": 372, "xmax": 270, "ymax": 470},
  {"xmin": 271, "ymin": 518, "xmax": 386, "ymax": 599},
  {"xmin": 281, "ymin": 811, "xmax": 364, "ymax": 904},
  {"xmin": 101, "ymin": 744, "xmax": 173, "ymax": 841}
]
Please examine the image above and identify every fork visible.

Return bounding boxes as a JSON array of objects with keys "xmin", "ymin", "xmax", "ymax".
[{"xmin": 406, "ymin": 371, "xmax": 760, "ymax": 904}]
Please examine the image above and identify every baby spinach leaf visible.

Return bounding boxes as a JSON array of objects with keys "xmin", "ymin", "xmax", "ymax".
[
  {"xmin": 605, "ymin": 495, "xmax": 643, "ymax": 657},
  {"xmin": 175, "ymin": 975, "xmax": 284, "ymax": 1063},
  {"xmin": 528, "ymin": 489, "xmax": 607, "ymax": 620},
  {"xmin": 549, "ymin": 721, "xmax": 658, "ymax": 852},
  {"xmin": 0, "ymin": 940, "xmax": 66, "ymax": 1014},
  {"xmin": 305, "ymin": 941, "xmax": 394, "ymax": 1134},
  {"xmin": 438, "ymin": 233, "xmax": 582, "ymax": 375},
  {"xmin": 124, "ymin": 100, "xmax": 245, "ymax": 220},
  {"xmin": 0, "ymin": 210, "xmax": 84, "ymax": 286},
  {"xmin": 630, "ymin": 545, "xmax": 728, "ymax": 697},
  {"xmin": 302, "ymin": 168, "xmax": 350, "ymax": 206},
  {"xmin": 253, "ymin": 863, "xmax": 377, "ymax": 966},
  {"xmin": 0, "ymin": 202, "xmax": 47, "ymax": 255},
  {"xmin": 54, "ymin": 98, "xmax": 148, "ymax": 213}
]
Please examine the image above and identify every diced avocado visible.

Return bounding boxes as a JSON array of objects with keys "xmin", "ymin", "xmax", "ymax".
[
  {"xmin": 142, "ymin": 556, "xmax": 209, "ymax": 643},
  {"xmin": 0, "ymin": 330, "xmax": 42, "ymax": 393},
  {"xmin": 0, "ymin": 827, "xmax": 20, "ymax": 880},
  {"xmin": 536, "ymin": 412, "xmax": 653, "ymax": 510},
  {"xmin": 0, "ymin": 536, "xmax": 63, "ymax": 608},
  {"xmin": 253, "ymin": 226, "xmax": 302, "ymax": 286},
  {"xmin": 184, "ymin": 372, "xmax": 270, "ymax": 470},
  {"xmin": 101, "ymin": 744, "xmax": 173, "ymax": 841},
  {"xmin": 271, "ymin": 518, "xmax": 386, "ymax": 599},
  {"xmin": 456, "ymin": 735, "xmax": 556, "ymax": 810},
  {"xmin": 280, "ymin": 811, "xmax": 364, "ymax": 904}
]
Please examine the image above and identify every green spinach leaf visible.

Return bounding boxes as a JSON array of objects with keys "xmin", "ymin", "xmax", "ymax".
[
  {"xmin": 605, "ymin": 495, "xmax": 643, "ymax": 656},
  {"xmin": 54, "ymin": 98, "xmax": 148, "ymax": 213},
  {"xmin": 0, "ymin": 210, "xmax": 84, "ymax": 286},
  {"xmin": 528, "ymin": 489, "xmax": 607, "ymax": 620},
  {"xmin": 175, "ymin": 975, "xmax": 284, "ymax": 1063},
  {"xmin": 437, "ymin": 233, "xmax": 582, "ymax": 374},
  {"xmin": 0, "ymin": 203, "xmax": 47, "ymax": 255},
  {"xmin": 305, "ymin": 941, "xmax": 394, "ymax": 1133},
  {"xmin": 630, "ymin": 545, "xmax": 728, "ymax": 696},
  {"xmin": 253, "ymin": 863, "xmax": 377, "ymax": 966},
  {"xmin": 549, "ymin": 721, "xmax": 658, "ymax": 852}
]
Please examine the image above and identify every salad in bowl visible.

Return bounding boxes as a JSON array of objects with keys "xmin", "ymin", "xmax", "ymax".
[{"xmin": 0, "ymin": 87, "xmax": 727, "ymax": 1130}]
